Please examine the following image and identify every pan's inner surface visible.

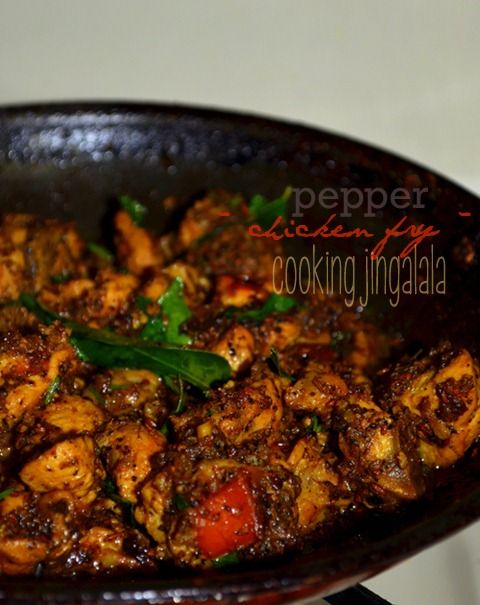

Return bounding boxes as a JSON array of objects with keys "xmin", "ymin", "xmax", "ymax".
[{"xmin": 0, "ymin": 104, "xmax": 480, "ymax": 602}]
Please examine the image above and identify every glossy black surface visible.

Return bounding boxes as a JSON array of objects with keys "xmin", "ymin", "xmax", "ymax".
[{"xmin": 0, "ymin": 103, "xmax": 479, "ymax": 603}]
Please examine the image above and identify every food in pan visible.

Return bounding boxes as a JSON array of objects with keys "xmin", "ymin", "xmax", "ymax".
[{"xmin": 0, "ymin": 190, "xmax": 478, "ymax": 576}]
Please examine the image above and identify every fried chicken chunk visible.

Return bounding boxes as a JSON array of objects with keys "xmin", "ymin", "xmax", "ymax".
[
  {"xmin": 285, "ymin": 362, "xmax": 349, "ymax": 421},
  {"xmin": 0, "ymin": 488, "xmax": 49, "ymax": 574},
  {"xmin": 134, "ymin": 471, "xmax": 173, "ymax": 556},
  {"xmin": 0, "ymin": 324, "xmax": 79, "ymax": 430},
  {"xmin": 284, "ymin": 436, "xmax": 345, "ymax": 530},
  {"xmin": 114, "ymin": 210, "xmax": 163, "ymax": 275},
  {"xmin": 0, "ymin": 214, "xmax": 84, "ymax": 301},
  {"xmin": 382, "ymin": 347, "xmax": 480, "ymax": 467},
  {"xmin": 20, "ymin": 436, "xmax": 99, "ymax": 503},
  {"xmin": 334, "ymin": 382, "xmax": 424, "ymax": 501},
  {"xmin": 15, "ymin": 395, "xmax": 105, "ymax": 455},
  {"xmin": 99, "ymin": 422, "xmax": 166, "ymax": 502},
  {"xmin": 212, "ymin": 325, "xmax": 256, "ymax": 375},
  {"xmin": 208, "ymin": 373, "xmax": 284, "ymax": 445}
]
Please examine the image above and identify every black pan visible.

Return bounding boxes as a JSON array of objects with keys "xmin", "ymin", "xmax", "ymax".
[{"xmin": 0, "ymin": 102, "xmax": 479, "ymax": 604}]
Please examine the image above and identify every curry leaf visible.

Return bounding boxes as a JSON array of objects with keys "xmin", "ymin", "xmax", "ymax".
[
  {"xmin": 110, "ymin": 383, "xmax": 130, "ymax": 391},
  {"xmin": 141, "ymin": 277, "xmax": 192, "ymax": 345},
  {"xmin": 20, "ymin": 293, "xmax": 231, "ymax": 390},
  {"xmin": 51, "ymin": 271, "xmax": 72, "ymax": 284},
  {"xmin": 20, "ymin": 293, "xmax": 57, "ymax": 325},
  {"xmin": 160, "ymin": 420, "xmax": 171, "ymax": 438},
  {"xmin": 310, "ymin": 415, "xmax": 325, "ymax": 434},
  {"xmin": 44, "ymin": 376, "xmax": 60, "ymax": 404},
  {"xmin": 248, "ymin": 186, "xmax": 292, "ymax": 229},
  {"xmin": 102, "ymin": 477, "xmax": 138, "ymax": 527},
  {"xmin": 160, "ymin": 278, "xmax": 192, "ymax": 344},
  {"xmin": 269, "ymin": 347, "xmax": 294, "ymax": 381},
  {"xmin": 236, "ymin": 293, "xmax": 297, "ymax": 324},
  {"xmin": 172, "ymin": 493, "xmax": 190, "ymax": 511},
  {"xmin": 0, "ymin": 487, "xmax": 14, "ymax": 501},
  {"xmin": 136, "ymin": 295, "xmax": 152, "ymax": 312},
  {"xmin": 83, "ymin": 385, "xmax": 105, "ymax": 406},
  {"xmin": 120, "ymin": 195, "xmax": 147, "ymax": 227},
  {"xmin": 173, "ymin": 377, "xmax": 186, "ymax": 414},
  {"xmin": 71, "ymin": 336, "xmax": 230, "ymax": 391},
  {"xmin": 213, "ymin": 552, "xmax": 240, "ymax": 567},
  {"xmin": 87, "ymin": 242, "xmax": 114, "ymax": 262},
  {"xmin": 140, "ymin": 316, "xmax": 165, "ymax": 342}
]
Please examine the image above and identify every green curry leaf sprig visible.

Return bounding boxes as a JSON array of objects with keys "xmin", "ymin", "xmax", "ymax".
[
  {"xmin": 230, "ymin": 293, "xmax": 297, "ymax": 324},
  {"xmin": 248, "ymin": 186, "xmax": 292, "ymax": 229},
  {"xmin": 119, "ymin": 195, "xmax": 148, "ymax": 227},
  {"xmin": 20, "ymin": 293, "xmax": 231, "ymax": 391},
  {"xmin": 140, "ymin": 277, "xmax": 192, "ymax": 346}
]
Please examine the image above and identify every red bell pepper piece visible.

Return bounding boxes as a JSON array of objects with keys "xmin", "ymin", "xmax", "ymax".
[{"xmin": 195, "ymin": 472, "xmax": 258, "ymax": 559}]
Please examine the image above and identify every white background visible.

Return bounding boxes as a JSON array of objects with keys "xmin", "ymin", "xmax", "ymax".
[{"xmin": 1, "ymin": 2, "xmax": 479, "ymax": 603}]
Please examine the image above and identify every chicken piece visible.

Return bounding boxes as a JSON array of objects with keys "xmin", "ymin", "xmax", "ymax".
[
  {"xmin": 212, "ymin": 325, "xmax": 255, "ymax": 374},
  {"xmin": 111, "ymin": 368, "xmax": 159, "ymax": 400},
  {"xmin": 0, "ymin": 486, "xmax": 75, "ymax": 573},
  {"xmin": 37, "ymin": 490, "xmax": 77, "ymax": 561},
  {"xmin": 0, "ymin": 486, "xmax": 30, "ymax": 517},
  {"xmin": 42, "ymin": 396, "xmax": 104, "ymax": 434},
  {"xmin": 40, "ymin": 268, "xmax": 139, "ymax": 328},
  {"xmin": 134, "ymin": 471, "xmax": 173, "ymax": 556},
  {"xmin": 0, "ymin": 305, "xmax": 38, "ymax": 336},
  {"xmin": 60, "ymin": 497, "xmax": 155, "ymax": 574},
  {"xmin": 196, "ymin": 228, "xmax": 280, "ymax": 283},
  {"xmin": 0, "ymin": 214, "xmax": 84, "ymax": 302},
  {"xmin": 99, "ymin": 422, "xmax": 166, "ymax": 502},
  {"xmin": 0, "ymin": 247, "xmax": 25, "ymax": 301},
  {"xmin": 2, "ymin": 377, "xmax": 52, "ymax": 431},
  {"xmin": 99, "ymin": 369, "xmax": 163, "ymax": 418},
  {"xmin": 0, "ymin": 529, "xmax": 48, "ymax": 575},
  {"xmin": 114, "ymin": 209, "xmax": 162, "ymax": 274},
  {"xmin": 285, "ymin": 362, "xmax": 349, "ymax": 422},
  {"xmin": 215, "ymin": 274, "xmax": 264, "ymax": 308},
  {"xmin": 383, "ymin": 347, "xmax": 480, "ymax": 467},
  {"xmin": 164, "ymin": 261, "xmax": 211, "ymax": 306},
  {"xmin": 134, "ymin": 263, "xmax": 209, "ymax": 321},
  {"xmin": 88, "ymin": 269, "xmax": 139, "ymax": 321},
  {"xmin": 260, "ymin": 317, "xmax": 302, "ymax": 353},
  {"xmin": 20, "ymin": 436, "xmax": 99, "ymax": 503},
  {"xmin": 334, "ymin": 383, "xmax": 424, "ymax": 501},
  {"xmin": 183, "ymin": 193, "xmax": 282, "ymax": 284},
  {"xmin": 141, "ymin": 274, "xmax": 170, "ymax": 305},
  {"xmin": 40, "ymin": 277, "xmax": 95, "ymax": 310},
  {"xmin": 0, "ymin": 488, "xmax": 50, "ymax": 574},
  {"xmin": 15, "ymin": 396, "xmax": 105, "ymax": 454},
  {"xmin": 284, "ymin": 436, "xmax": 344, "ymax": 529},
  {"xmin": 179, "ymin": 199, "xmax": 212, "ymax": 249},
  {"xmin": 209, "ymin": 374, "xmax": 283, "ymax": 445},
  {"xmin": 76, "ymin": 525, "xmax": 151, "ymax": 572},
  {"xmin": 178, "ymin": 192, "xmax": 236, "ymax": 249},
  {"xmin": 0, "ymin": 325, "xmax": 79, "ymax": 430}
]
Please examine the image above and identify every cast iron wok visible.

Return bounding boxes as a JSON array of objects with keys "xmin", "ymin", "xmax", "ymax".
[{"xmin": 0, "ymin": 102, "xmax": 479, "ymax": 604}]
